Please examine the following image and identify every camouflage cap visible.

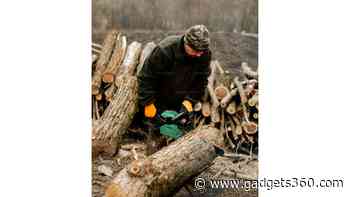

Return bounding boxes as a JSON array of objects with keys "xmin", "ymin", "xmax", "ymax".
[{"xmin": 184, "ymin": 25, "xmax": 210, "ymax": 51}]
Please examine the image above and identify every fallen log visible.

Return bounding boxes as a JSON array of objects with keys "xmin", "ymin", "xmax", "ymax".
[
  {"xmin": 92, "ymin": 30, "xmax": 118, "ymax": 95},
  {"xmin": 105, "ymin": 125, "xmax": 224, "ymax": 197},
  {"xmin": 102, "ymin": 35, "xmax": 127, "ymax": 83},
  {"xmin": 92, "ymin": 77, "xmax": 138, "ymax": 156}
]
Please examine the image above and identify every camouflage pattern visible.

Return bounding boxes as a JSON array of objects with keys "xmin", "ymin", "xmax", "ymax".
[{"xmin": 184, "ymin": 24, "xmax": 210, "ymax": 51}]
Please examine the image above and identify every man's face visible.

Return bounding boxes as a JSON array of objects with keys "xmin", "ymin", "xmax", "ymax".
[{"xmin": 184, "ymin": 44, "xmax": 204, "ymax": 58}]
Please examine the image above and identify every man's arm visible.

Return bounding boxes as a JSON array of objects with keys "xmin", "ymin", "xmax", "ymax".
[{"xmin": 137, "ymin": 46, "xmax": 170, "ymax": 107}]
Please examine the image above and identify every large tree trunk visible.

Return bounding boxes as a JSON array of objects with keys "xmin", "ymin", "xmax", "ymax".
[
  {"xmin": 105, "ymin": 125, "xmax": 224, "ymax": 197},
  {"xmin": 102, "ymin": 35, "xmax": 127, "ymax": 83},
  {"xmin": 92, "ymin": 30, "xmax": 118, "ymax": 95},
  {"xmin": 92, "ymin": 77, "xmax": 138, "ymax": 156}
]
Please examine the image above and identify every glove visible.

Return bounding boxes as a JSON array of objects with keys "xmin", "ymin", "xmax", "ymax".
[
  {"xmin": 182, "ymin": 100, "xmax": 193, "ymax": 113},
  {"xmin": 144, "ymin": 103, "xmax": 157, "ymax": 118}
]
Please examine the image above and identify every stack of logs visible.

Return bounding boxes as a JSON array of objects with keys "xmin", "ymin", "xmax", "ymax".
[
  {"xmin": 193, "ymin": 60, "xmax": 258, "ymax": 153},
  {"xmin": 92, "ymin": 30, "xmax": 156, "ymax": 156},
  {"xmin": 92, "ymin": 29, "xmax": 259, "ymax": 157}
]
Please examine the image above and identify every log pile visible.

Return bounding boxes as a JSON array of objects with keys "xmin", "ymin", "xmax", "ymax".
[
  {"xmin": 193, "ymin": 60, "xmax": 259, "ymax": 153},
  {"xmin": 91, "ymin": 30, "xmax": 158, "ymax": 156}
]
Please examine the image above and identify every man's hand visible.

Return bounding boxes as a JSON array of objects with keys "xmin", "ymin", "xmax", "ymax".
[
  {"xmin": 144, "ymin": 103, "xmax": 157, "ymax": 118},
  {"xmin": 182, "ymin": 100, "xmax": 193, "ymax": 113}
]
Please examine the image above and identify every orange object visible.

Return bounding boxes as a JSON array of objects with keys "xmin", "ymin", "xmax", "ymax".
[
  {"xmin": 144, "ymin": 103, "xmax": 157, "ymax": 118},
  {"xmin": 182, "ymin": 100, "xmax": 193, "ymax": 112}
]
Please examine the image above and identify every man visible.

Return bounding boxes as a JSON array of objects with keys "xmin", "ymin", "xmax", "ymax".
[{"xmin": 137, "ymin": 24, "xmax": 211, "ymax": 124}]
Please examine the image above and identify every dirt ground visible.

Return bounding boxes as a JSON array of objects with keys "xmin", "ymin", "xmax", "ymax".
[{"xmin": 92, "ymin": 31, "xmax": 258, "ymax": 197}]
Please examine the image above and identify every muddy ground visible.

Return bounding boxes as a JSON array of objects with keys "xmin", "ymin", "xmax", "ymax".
[{"xmin": 92, "ymin": 31, "xmax": 258, "ymax": 197}]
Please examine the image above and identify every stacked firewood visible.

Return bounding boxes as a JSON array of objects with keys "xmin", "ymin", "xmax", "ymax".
[
  {"xmin": 192, "ymin": 60, "xmax": 259, "ymax": 152},
  {"xmin": 91, "ymin": 30, "xmax": 157, "ymax": 156}
]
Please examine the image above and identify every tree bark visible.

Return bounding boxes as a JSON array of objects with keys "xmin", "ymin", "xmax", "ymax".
[
  {"xmin": 102, "ymin": 35, "xmax": 127, "ymax": 83},
  {"xmin": 115, "ymin": 41, "xmax": 142, "ymax": 87},
  {"xmin": 92, "ymin": 30, "xmax": 118, "ymax": 95},
  {"xmin": 92, "ymin": 76, "xmax": 138, "ymax": 156},
  {"xmin": 207, "ymin": 61, "xmax": 220, "ymax": 123},
  {"xmin": 136, "ymin": 42, "xmax": 156, "ymax": 76},
  {"xmin": 105, "ymin": 125, "xmax": 224, "ymax": 197},
  {"xmin": 105, "ymin": 84, "xmax": 116, "ymax": 102}
]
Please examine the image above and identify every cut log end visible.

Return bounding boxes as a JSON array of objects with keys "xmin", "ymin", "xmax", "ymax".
[
  {"xmin": 215, "ymin": 86, "xmax": 229, "ymax": 100},
  {"xmin": 201, "ymin": 102, "xmax": 211, "ymax": 117},
  {"xmin": 102, "ymin": 73, "xmax": 115, "ymax": 84},
  {"xmin": 242, "ymin": 121, "xmax": 258, "ymax": 135}
]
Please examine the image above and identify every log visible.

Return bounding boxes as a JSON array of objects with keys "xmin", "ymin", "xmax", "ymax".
[
  {"xmin": 242, "ymin": 121, "xmax": 258, "ymax": 135},
  {"xmin": 92, "ymin": 42, "xmax": 103, "ymax": 49},
  {"xmin": 220, "ymin": 79, "xmax": 257, "ymax": 108},
  {"xmin": 248, "ymin": 94, "xmax": 258, "ymax": 107},
  {"xmin": 226, "ymin": 101, "xmax": 236, "ymax": 115},
  {"xmin": 92, "ymin": 30, "xmax": 118, "ymax": 95},
  {"xmin": 245, "ymin": 79, "xmax": 258, "ymax": 97},
  {"xmin": 105, "ymin": 125, "xmax": 225, "ymax": 197},
  {"xmin": 232, "ymin": 115, "xmax": 243, "ymax": 136},
  {"xmin": 136, "ymin": 42, "xmax": 156, "ymax": 76},
  {"xmin": 207, "ymin": 61, "xmax": 220, "ymax": 123},
  {"xmin": 193, "ymin": 102, "xmax": 202, "ymax": 112},
  {"xmin": 241, "ymin": 62, "xmax": 258, "ymax": 80},
  {"xmin": 213, "ymin": 61, "xmax": 231, "ymax": 100},
  {"xmin": 92, "ymin": 76, "xmax": 138, "ymax": 156},
  {"xmin": 221, "ymin": 87, "xmax": 238, "ymax": 108},
  {"xmin": 105, "ymin": 84, "xmax": 116, "ymax": 102},
  {"xmin": 234, "ymin": 76, "xmax": 247, "ymax": 104},
  {"xmin": 201, "ymin": 102, "xmax": 211, "ymax": 117},
  {"xmin": 103, "ymin": 35, "xmax": 127, "ymax": 83},
  {"xmin": 116, "ymin": 41, "xmax": 142, "ymax": 78}
]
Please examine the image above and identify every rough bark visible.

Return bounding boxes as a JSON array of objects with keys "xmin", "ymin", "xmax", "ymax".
[
  {"xmin": 220, "ymin": 88, "xmax": 238, "ymax": 108},
  {"xmin": 115, "ymin": 41, "xmax": 142, "ymax": 87},
  {"xmin": 105, "ymin": 125, "xmax": 224, "ymax": 197},
  {"xmin": 207, "ymin": 61, "xmax": 220, "ymax": 123},
  {"xmin": 136, "ymin": 42, "xmax": 156, "ymax": 76},
  {"xmin": 234, "ymin": 76, "xmax": 248, "ymax": 104},
  {"xmin": 103, "ymin": 35, "xmax": 127, "ymax": 83},
  {"xmin": 92, "ymin": 30, "xmax": 118, "ymax": 95},
  {"xmin": 92, "ymin": 76, "xmax": 138, "ymax": 156},
  {"xmin": 105, "ymin": 84, "xmax": 117, "ymax": 102}
]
